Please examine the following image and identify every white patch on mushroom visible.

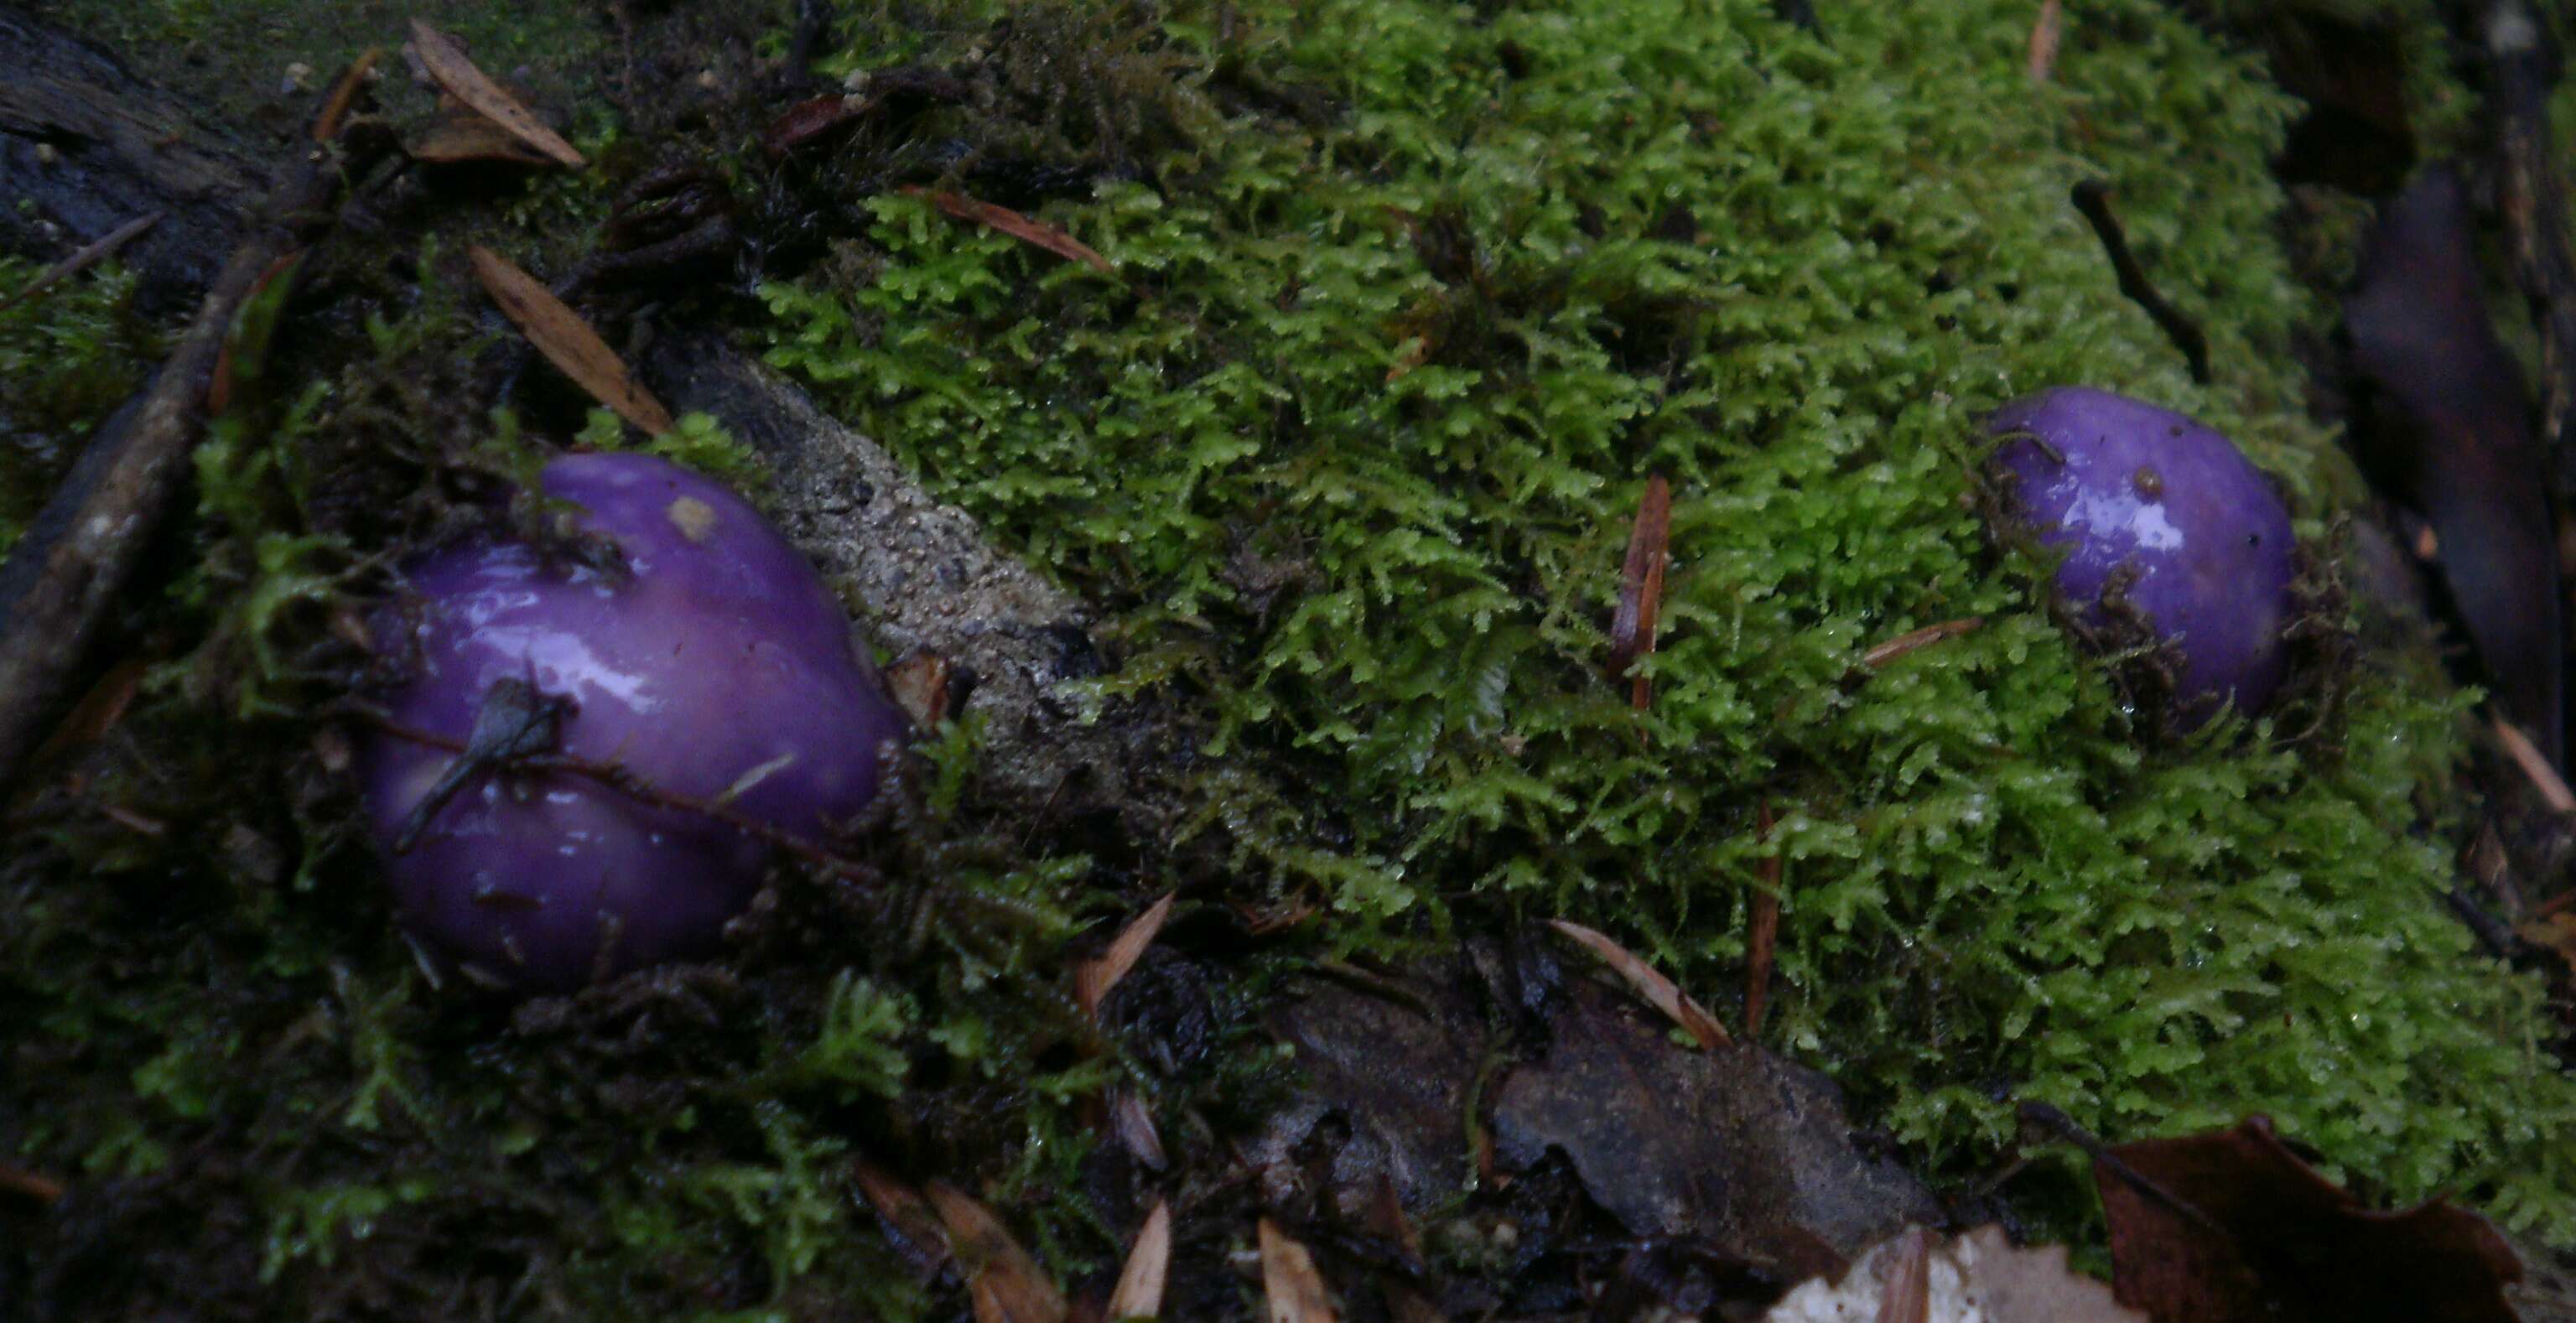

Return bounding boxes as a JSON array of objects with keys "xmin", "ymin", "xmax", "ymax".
[{"xmin": 667, "ymin": 495, "xmax": 719, "ymax": 543}]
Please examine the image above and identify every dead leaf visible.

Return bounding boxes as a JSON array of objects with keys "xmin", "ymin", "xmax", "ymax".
[
  {"xmin": 26, "ymin": 657, "xmax": 148, "ymax": 770},
  {"xmin": 408, "ymin": 106, "xmax": 559, "ymax": 165},
  {"xmin": 886, "ymin": 650, "xmax": 956, "ymax": 729},
  {"xmin": 2026, "ymin": 0, "xmax": 2063, "ymax": 82},
  {"xmin": 853, "ymin": 1160, "xmax": 955, "ymax": 1284},
  {"xmin": 1259, "ymin": 1218, "xmax": 1339, "ymax": 1323},
  {"xmin": 0, "ymin": 212, "xmax": 158, "ymax": 316},
  {"xmin": 1075, "ymin": 893, "xmax": 1176, "ymax": 1020},
  {"xmin": 2095, "ymin": 1115, "xmax": 2521, "ymax": 1323},
  {"xmin": 917, "ymin": 189, "xmax": 1114, "ymax": 273},
  {"xmin": 1255, "ymin": 972, "xmax": 1487, "ymax": 1219},
  {"xmin": 468, "ymin": 246, "xmax": 675, "ymax": 435},
  {"xmin": 1106, "ymin": 1200, "xmax": 1171, "ymax": 1320},
  {"xmin": 1489, "ymin": 976, "xmax": 1939, "ymax": 1275},
  {"xmin": 1548, "ymin": 918, "xmax": 1730, "ymax": 1049},
  {"xmin": 1860, "ymin": 617, "xmax": 1984, "ymax": 669},
  {"xmin": 407, "ymin": 20, "xmax": 584, "ymax": 168},
  {"xmin": 928, "ymin": 1180, "xmax": 1068, "ymax": 1323},
  {"xmin": 1607, "ymin": 475, "xmax": 1673, "ymax": 711},
  {"xmin": 1765, "ymin": 1226, "xmax": 2147, "ymax": 1323},
  {"xmin": 2348, "ymin": 165, "xmax": 2561, "ymax": 765},
  {"xmin": 310, "ymin": 48, "xmax": 381, "ymax": 142}
]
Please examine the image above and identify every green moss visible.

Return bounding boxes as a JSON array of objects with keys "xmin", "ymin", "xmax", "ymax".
[
  {"xmin": 0, "ymin": 257, "xmax": 164, "ymax": 553},
  {"xmin": 765, "ymin": 0, "xmax": 2576, "ymax": 1243}
]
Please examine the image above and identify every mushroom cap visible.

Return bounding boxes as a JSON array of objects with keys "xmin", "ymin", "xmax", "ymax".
[{"xmin": 360, "ymin": 453, "xmax": 903, "ymax": 991}]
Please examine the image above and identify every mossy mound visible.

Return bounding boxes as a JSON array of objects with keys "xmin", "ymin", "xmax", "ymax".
[{"xmin": 762, "ymin": 0, "xmax": 2574, "ymax": 1237}]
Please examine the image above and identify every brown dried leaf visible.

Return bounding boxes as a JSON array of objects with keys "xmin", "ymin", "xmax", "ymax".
[
  {"xmin": 2096, "ymin": 1116, "xmax": 2521, "ymax": 1323},
  {"xmin": 1607, "ymin": 475, "xmax": 1673, "ymax": 711},
  {"xmin": 1075, "ymin": 892, "xmax": 1176, "ymax": 1020},
  {"xmin": 2027, "ymin": 0, "xmax": 2063, "ymax": 83},
  {"xmin": 928, "ymin": 1180, "xmax": 1067, "ymax": 1323},
  {"xmin": 921, "ymin": 189, "xmax": 1114, "ymax": 273},
  {"xmin": 469, "ymin": 246, "xmax": 674, "ymax": 435},
  {"xmin": 408, "ymin": 106, "xmax": 558, "ymax": 165},
  {"xmin": 408, "ymin": 20, "xmax": 584, "ymax": 168},
  {"xmin": 1105, "ymin": 1200, "xmax": 1171, "ymax": 1320},
  {"xmin": 1259, "ymin": 1218, "xmax": 1339, "ymax": 1323},
  {"xmin": 27, "ymin": 657, "xmax": 148, "ymax": 770},
  {"xmin": 1548, "ymin": 918, "xmax": 1730, "ymax": 1049},
  {"xmin": 1860, "ymin": 617, "xmax": 1984, "ymax": 670},
  {"xmin": 853, "ymin": 1161, "xmax": 955, "ymax": 1284},
  {"xmin": 1492, "ymin": 977, "xmax": 1936, "ymax": 1274}
]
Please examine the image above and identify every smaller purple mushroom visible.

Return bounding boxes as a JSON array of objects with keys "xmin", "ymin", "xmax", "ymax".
[
  {"xmin": 1988, "ymin": 387, "xmax": 2297, "ymax": 728},
  {"xmin": 360, "ymin": 453, "xmax": 905, "ymax": 992}
]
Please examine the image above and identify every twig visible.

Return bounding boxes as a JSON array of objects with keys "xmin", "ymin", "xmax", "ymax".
[
  {"xmin": 0, "ymin": 88, "xmax": 365, "ymax": 796},
  {"xmin": 0, "ymin": 212, "xmax": 159, "ymax": 316},
  {"xmin": 2070, "ymin": 179, "xmax": 2211, "ymax": 385},
  {"xmin": 1743, "ymin": 800, "xmax": 1780, "ymax": 1039},
  {"xmin": 2015, "ymin": 1100, "xmax": 2228, "ymax": 1239},
  {"xmin": 354, "ymin": 709, "xmax": 886, "ymax": 884}
]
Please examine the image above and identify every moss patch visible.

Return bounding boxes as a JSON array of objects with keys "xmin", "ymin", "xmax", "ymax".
[
  {"xmin": 763, "ymin": 0, "xmax": 2576, "ymax": 1241},
  {"xmin": 0, "ymin": 257, "xmax": 164, "ymax": 553}
]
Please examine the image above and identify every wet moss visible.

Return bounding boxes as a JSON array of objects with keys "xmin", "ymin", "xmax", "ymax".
[
  {"xmin": 0, "ymin": 257, "xmax": 164, "ymax": 553},
  {"xmin": 762, "ymin": 0, "xmax": 2576, "ymax": 1246}
]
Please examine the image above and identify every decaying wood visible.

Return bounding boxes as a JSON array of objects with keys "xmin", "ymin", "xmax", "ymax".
[
  {"xmin": 0, "ymin": 126, "xmax": 349, "ymax": 796},
  {"xmin": 643, "ymin": 331, "xmax": 1202, "ymax": 831},
  {"xmin": 0, "ymin": 10, "xmax": 266, "ymax": 313}
]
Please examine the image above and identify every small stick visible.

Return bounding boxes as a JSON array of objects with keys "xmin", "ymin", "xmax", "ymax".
[
  {"xmin": 2070, "ymin": 179, "xmax": 2211, "ymax": 385},
  {"xmin": 354, "ymin": 708, "xmax": 885, "ymax": 885},
  {"xmin": 1743, "ymin": 799, "xmax": 1780, "ymax": 1039},
  {"xmin": 0, "ymin": 212, "xmax": 160, "ymax": 316},
  {"xmin": 2016, "ymin": 1100, "xmax": 2227, "ymax": 1238}
]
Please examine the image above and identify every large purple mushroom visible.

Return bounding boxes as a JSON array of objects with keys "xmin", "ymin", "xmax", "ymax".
[
  {"xmin": 359, "ymin": 453, "xmax": 905, "ymax": 992},
  {"xmin": 1988, "ymin": 387, "xmax": 2297, "ymax": 728}
]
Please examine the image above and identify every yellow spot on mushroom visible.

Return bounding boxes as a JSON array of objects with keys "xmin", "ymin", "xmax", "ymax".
[{"xmin": 667, "ymin": 495, "xmax": 719, "ymax": 543}]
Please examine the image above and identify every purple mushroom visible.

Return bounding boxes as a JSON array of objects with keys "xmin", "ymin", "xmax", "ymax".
[
  {"xmin": 1988, "ymin": 387, "xmax": 2297, "ymax": 727},
  {"xmin": 359, "ymin": 453, "xmax": 904, "ymax": 992}
]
